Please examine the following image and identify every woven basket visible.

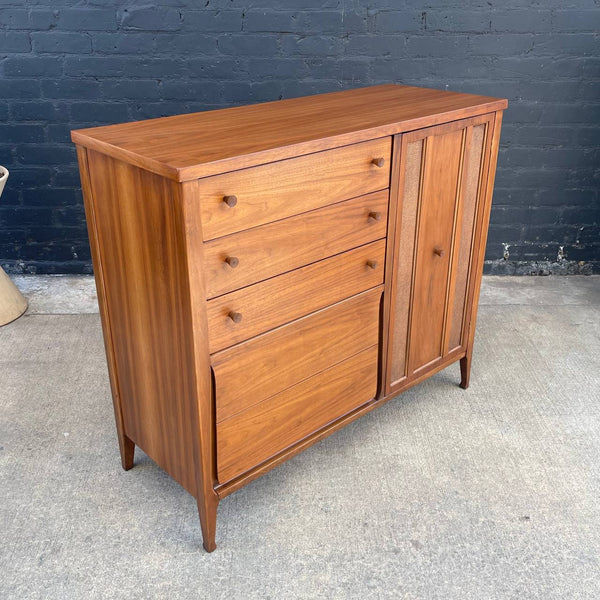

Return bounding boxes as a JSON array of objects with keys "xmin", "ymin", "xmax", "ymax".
[{"xmin": 0, "ymin": 166, "xmax": 28, "ymax": 326}]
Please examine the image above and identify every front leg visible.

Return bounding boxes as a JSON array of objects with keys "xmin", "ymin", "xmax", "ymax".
[
  {"xmin": 459, "ymin": 354, "xmax": 471, "ymax": 390},
  {"xmin": 197, "ymin": 493, "xmax": 219, "ymax": 552},
  {"xmin": 118, "ymin": 432, "xmax": 135, "ymax": 471}
]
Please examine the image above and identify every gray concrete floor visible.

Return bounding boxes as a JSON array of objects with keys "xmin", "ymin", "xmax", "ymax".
[{"xmin": 1, "ymin": 275, "xmax": 599, "ymax": 600}]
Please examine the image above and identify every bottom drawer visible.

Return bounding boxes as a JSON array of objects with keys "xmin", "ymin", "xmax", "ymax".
[
  {"xmin": 212, "ymin": 287, "xmax": 382, "ymax": 423},
  {"xmin": 216, "ymin": 345, "xmax": 378, "ymax": 483}
]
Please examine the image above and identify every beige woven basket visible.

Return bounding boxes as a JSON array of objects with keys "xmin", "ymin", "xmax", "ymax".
[{"xmin": 0, "ymin": 166, "xmax": 28, "ymax": 326}]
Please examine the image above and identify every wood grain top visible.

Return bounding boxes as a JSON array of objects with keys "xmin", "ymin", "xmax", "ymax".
[{"xmin": 71, "ymin": 84, "xmax": 507, "ymax": 181}]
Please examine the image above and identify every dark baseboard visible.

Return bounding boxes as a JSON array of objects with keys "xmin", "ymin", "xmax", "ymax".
[
  {"xmin": 484, "ymin": 259, "xmax": 598, "ymax": 276},
  {"xmin": 2, "ymin": 259, "xmax": 598, "ymax": 276}
]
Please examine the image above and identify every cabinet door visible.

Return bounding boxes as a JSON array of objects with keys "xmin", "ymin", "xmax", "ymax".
[{"xmin": 385, "ymin": 113, "xmax": 495, "ymax": 394}]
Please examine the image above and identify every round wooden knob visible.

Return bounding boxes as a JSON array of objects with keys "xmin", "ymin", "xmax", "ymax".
[
  {"xmin": 225, "ymin": 256, "xmax": 239, "ymax": 268},
  {"xmin": 228, "ymin": 311, "xmax": 242, "ymax": 323},
  {"xmin": 368, "ymin": 211, "xmax": 382, "ymax": 221},
  {"xmin": 366, "ymin": 259, "xmax": 378, "ymax": 269},
  {"xmin": 371, "ymin": 157, "xmax": 385, "ymax": 168},
  {"xmin": 433, "ymin": 246, "xmax": 445, "ymax": 257},
  {"xmin": 223, "ymin": 195, "xmax": 237, "ymax": 207}
]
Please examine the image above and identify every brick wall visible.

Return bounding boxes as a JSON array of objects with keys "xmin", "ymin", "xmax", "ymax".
[{"xmin": 0, "ymin": 1, "xmax": 598, "ymax": 274}]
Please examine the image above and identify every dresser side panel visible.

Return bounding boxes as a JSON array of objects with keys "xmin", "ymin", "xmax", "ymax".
[
  {"xmin": 84, "ymin": 150, "xmax": 203, "ymax": 495},
  {"xmin": 76, "ymin": 146, "xmax": 133, "ymax": 469}
]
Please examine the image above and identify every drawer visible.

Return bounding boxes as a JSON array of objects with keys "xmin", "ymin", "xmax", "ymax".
[
  {"xmin": 216, "ymin": 345, "xmax": 378, "ymax": 483},
  {"xmin": 199, "ymin": 138, "xmax": 391, "ymax": 241},
  {"xmin": 212, "ymin": 287, "xmax": 382, "ymax": 423},
  {"xmin": 206, "ymin": 239, "xmax": 386, "ymax": 353},
  {"xmin": 203, "ymin": 189, "xmax": 389, "ymax": 298}
]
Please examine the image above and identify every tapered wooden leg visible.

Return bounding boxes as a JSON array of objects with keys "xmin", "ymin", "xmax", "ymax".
[
  {"xmin": 118, "ymin": 433, "xmax": 135, "ymax": 471},
  {"xmin": 459, "ymin": 355, "xmax": 471, "ymax": 390},
  {"xmin": 197, "ymin": 494, "xmax": 219, "ymax": 552}
]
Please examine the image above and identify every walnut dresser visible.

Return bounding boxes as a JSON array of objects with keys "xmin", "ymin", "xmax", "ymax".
[{"xmin": 72, "ymin": 84, "xmax": 507, "ymax": 552}]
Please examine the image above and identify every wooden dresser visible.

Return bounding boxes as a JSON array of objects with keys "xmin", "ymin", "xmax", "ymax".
[{"xmin": 72, "ymin": 84, "xmax": 507, "ymax": 552}]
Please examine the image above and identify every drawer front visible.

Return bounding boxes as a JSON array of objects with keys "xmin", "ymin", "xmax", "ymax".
[
  {"xmin": 212, "ymin": 287, "xmax": 382, "ymax": 423},
  {"xmin": 203, "ymin": 189, "xmax": 389, "ymax": 298},
  {"xmin": 207, "ymin": 239, "xmax": 386, "ymax": 353},
  {"xmin": 217, "ymin": 345, "xmax": 378, "ymax": 483},
  {"xmin": 199, "ymin": 138, "xmax": 391, "ymax": 241}
]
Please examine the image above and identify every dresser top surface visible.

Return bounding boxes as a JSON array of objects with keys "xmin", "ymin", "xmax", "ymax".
[{"xmin": 72, "ymin": 84, "xmax": 507, "ymax": 181}]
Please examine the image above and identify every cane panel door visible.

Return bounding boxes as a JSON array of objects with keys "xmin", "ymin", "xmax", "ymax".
[{"xmin": 386, "ymin": 114, "xmax": 495, "ymax": 394}]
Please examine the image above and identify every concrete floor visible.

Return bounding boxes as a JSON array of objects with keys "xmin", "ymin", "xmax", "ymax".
[{"xmin": 1, "ymin": 275, "xmax": 599, "ymax": 599}]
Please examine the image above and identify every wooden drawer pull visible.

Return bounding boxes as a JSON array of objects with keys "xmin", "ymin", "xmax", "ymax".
[
  {"xmin": 371, "ymin": 157, "xmax": 385, "ymax": 168},
  {"xmin": 223, "ymin": 195, "xmax": 238, "ymax": 207},
  {"xmin": 368, "ymin": 211, "xmax": 382, "ymax": 222},
  {"xmin": 366, "ymin": 259, "xmax": 378, "ymax": 269},
  {"xmin": 225, "ymin": 256, "xmax": 239, "ymax": 268},
  {"xmin": 228, "ymin": 311, "xmax": 243, "ymax": 323},
  {"xmin": 433, "ymin": 246, "xmax": 445, "ymax": 257}
]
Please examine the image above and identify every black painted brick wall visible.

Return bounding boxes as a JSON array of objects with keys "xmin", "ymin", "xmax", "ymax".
[{"xmin": 0, "ymin": 1, "xmax": 598, "ymax": 274}]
